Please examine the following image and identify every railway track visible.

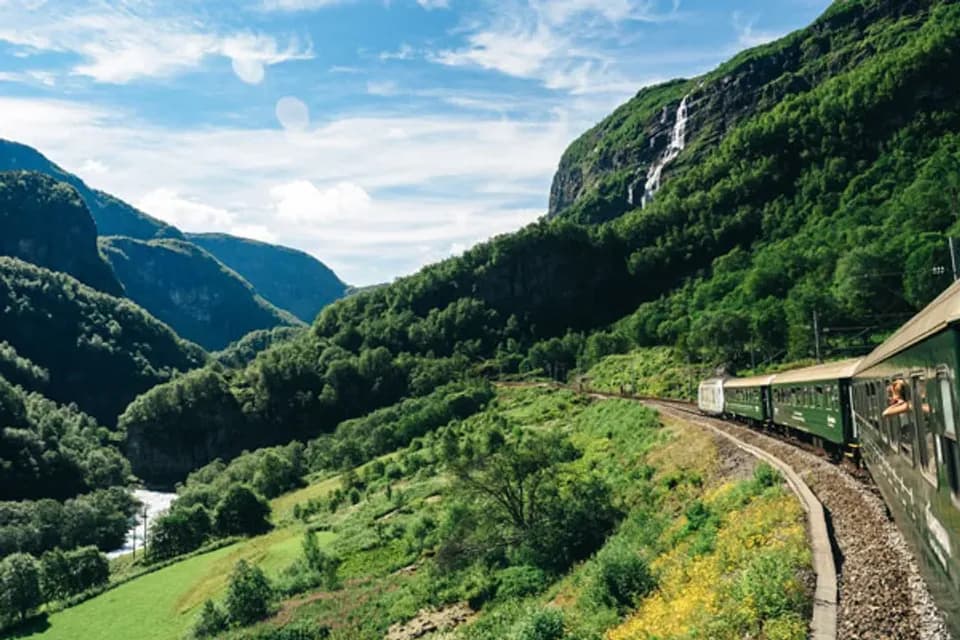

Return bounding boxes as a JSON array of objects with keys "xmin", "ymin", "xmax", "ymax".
[{"xmin": 499, "ymin": 382, "xmax": 951, "ymax": 639}]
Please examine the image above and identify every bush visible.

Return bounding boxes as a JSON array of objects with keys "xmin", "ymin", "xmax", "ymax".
[
  {"xmin": 193, "ymin": 599, "xmax": 228, "ymax": 638},
  {"xmin": 496, "ymin": 565, "xmax": 548, "ymax": 599},
  {"xmin": 149, "ymin": 504, "xmax": 212, "ymax": 561},
  {"xmin": 513, "ymin": 607, "xmax": 565, "ymax": 640},
  {"xmin": 753, "ymin": 463, "xmax": 782, "ymax": 489},
  {"xmin": 302, "ymin": 531, "xmax": 340, "ymax": 590},
  {"xmin": 40, "ymin": 546, "xmax": 109, "ymax": 601},
  {"xmin": 214, "ymin": 485, "xmax": 272, "ymax": 537},
  {"xmin": 225, "ymin": 560, "xmax": 274, "ymax": 627},
  {"xmin": 588, "ymin": 543, "xmax": 654, "ymax": 611}
]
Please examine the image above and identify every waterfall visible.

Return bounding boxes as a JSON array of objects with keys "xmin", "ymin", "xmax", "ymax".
[{"xmin": 640, "ymin": 93, "xmax": 691, "ymax": 208}]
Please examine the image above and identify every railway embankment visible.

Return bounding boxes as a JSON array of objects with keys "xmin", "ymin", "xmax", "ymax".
[{"xmin": 651, "ymin": 401, "xmax": 949, "ymax": 640}]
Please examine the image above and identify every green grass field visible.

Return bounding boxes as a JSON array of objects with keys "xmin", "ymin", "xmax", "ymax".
[{"xmin": 10, "ymin": 525, "xmax": 334, "ymax": 640}]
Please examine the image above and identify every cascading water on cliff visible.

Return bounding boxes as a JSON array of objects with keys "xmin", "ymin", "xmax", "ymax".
[{"xmin": 637, "ymin": 93, "xmax": 691, "ymax": 208}]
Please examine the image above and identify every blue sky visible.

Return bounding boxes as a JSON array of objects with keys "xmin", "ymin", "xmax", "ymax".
[{"xmin": 0, "ymin": 0, "xmax": 830, "ymax": 285}]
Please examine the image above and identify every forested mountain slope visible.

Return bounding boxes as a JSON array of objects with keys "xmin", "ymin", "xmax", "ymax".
[
  {"xmin": 116, "ymin": 0, "xmax": 960, "ymax": 478},
  {"xmin": 0, "ymin": 171, "xmax": 123, "ymax": 296},
  {"xmin": 0, "ymin": 256, "xmax": 205, "ymax": 425},
  {"xmin": 187, "ymin": 233, "xmax": 347, "ymax": 323},
  {"xmin": 99, "ymin": 237, "xmax": 303, "ymax": 351},
  {"xmin": 0, "ymin": 140, "xmax": 182, "ymax": 240}
]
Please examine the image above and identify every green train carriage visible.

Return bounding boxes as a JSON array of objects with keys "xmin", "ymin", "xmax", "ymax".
[
  {"xmin": 769, "ymin": 358, "xmax": 861, "ymax": 448},
  {"xmin": 851, "ymin": 281, "xmax": 960, "ymax": 636},
  {"xmin": 723, "ymin": 374, "xmax": 775, "ymax": 423}
]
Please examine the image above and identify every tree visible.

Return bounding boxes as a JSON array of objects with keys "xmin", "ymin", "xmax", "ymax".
[
  {"xmin": 0, "ymin": 552, "xmax": 42, "ymax": 622},
  {"xmin": 192, "ymin": 599, "xmax": 227, "ymax": 638},
  {"xmin": 302, "ymin": 531, "xmax": 340, "ymax": 590},
  {"xmin": 224, "ymin": 560, "xmax": 273, "ymax": 627},
  {"xmin": 149, "ymin": 504, "xmax": 212, "ymax": 561},
  {"xmin": 213, "ymin": 485, "xmax": 271, "ymax": 537}
]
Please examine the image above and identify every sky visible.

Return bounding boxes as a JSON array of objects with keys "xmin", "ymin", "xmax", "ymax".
[{"xmin": 0, "ymin": 0, "xmax": 831, "ymax": 285}]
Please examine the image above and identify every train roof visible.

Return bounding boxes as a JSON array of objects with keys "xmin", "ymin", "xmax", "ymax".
[
  {"xmin": 856, "ymin": 278, "xmax": 960, "ymax": 373},
  {"xmin": 724, "ymin": 374, "xmax": 777, "ymax": 389},
  {"xmin": 770, "ymin": 358, "xmax": 862, "ymax": 384}
]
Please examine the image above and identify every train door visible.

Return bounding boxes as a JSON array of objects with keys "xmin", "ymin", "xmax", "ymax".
[{"xmin": 934, "ymin": 369, "xmax": 960, "ymax": 502}]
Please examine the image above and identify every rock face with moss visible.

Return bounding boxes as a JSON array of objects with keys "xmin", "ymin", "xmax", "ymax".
[
  {"xmin": 100, "ymin": 237, "xmax": 303, "ymax": 351},
  {"xmin": 187, "ymin": 233, "xmax": 347, "ymax": 323},
  {"xmin": 0, "ymin": 171, "xmax": 123, "ymax": 296}
]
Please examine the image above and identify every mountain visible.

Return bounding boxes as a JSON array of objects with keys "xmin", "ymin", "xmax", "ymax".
[
  {"xmin": 99, "ymin": 237, "xmax": 303, "ymax": 350},
  {"xmin": 0, "ymin": 171, "xmax": 123, "ymax": 296},
  {"xmin": 0, "ymin": 256, "xmax": 205, "ymax": 425},
  {"xmin": 118, "ymin": 0, "xmax": 960, "ymax": 479},
  {"xmin": 186, "ymin": 233, "xmax": 347, "ymax": 323},
  {"xmin": 0, "ymin": 140, "xmax": 182, "ymax": 240}
]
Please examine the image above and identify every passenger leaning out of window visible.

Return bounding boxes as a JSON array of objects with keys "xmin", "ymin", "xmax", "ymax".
[{"xmin": 883, "ymin": 379, "xmax": 911, "ymax": 417}]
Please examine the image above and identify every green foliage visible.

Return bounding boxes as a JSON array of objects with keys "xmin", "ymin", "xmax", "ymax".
[
  {"xmin": 187, "ymin": 232, "xmax": 347, "ymax": 324},
  {"xmin": 0, "ymin": 170, "xmax": 122, "ymax": 295},
  {"xmin": 0, "ymin": 487, "xmax": 137, "ymax": 557},
  {"xmin": 0, "ymin": 552, "xmax": 42, "ymax": 622},
  {"xmin": 193, "ymin": 599, "xmax": 228, "ymax": 638},
  {"xmin": 213, "ymin": 327, "xmax": 305, "ymax": 369},
  {"xmin": 0, "ymin": 256, "xmax": 205, "ymax": 426},
  {"xmin": 213, "ymin": 485, "xmax": 272, "ymax": 537},
  {"xmin": 148, "ymin": 504, "xmax": 213, "ymax": 562},
  {"xmin": 587, "ymin": 542, "xmax": 655, "ymax": 612},
  {"xmin": 39, "ymin": 546, "xmax": 109, "ymax": 602},
  {"xmin": 99, "ymin": 236, "xmax": 302, "ymax": 351},
  {"xmin": 495, "ymin": 565, "xmax": 548, "ymax": 599},
  {"xmin": 301, "ymin": 530, "xmax": 340, "ymax": 590},
  {"xmin": 224, "ymin": 559, "xmax": 274, "ymax": 627},
  {"xmin": 0, "ymin": 375, "xmax": 129, "ymax": 500},
  {"xmin": 513, "ymin": 607, "xmax": 565, "ymax": 640}
]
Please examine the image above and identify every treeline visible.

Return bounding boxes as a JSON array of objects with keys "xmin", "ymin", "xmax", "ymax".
[
  {"xmin": 144, "ymin": 381, "xmax": 492, "ymax": 561},
  {"xmin": 0, "ymin": 487, "xmax": 136, "ymax": 557},
  {"xmin": 0, "ymin": 256, "xmax": 205, "ymax": 425},
  {"xmin": 0, "ymin": 375, "xmax": 129, "ymax": 500}
]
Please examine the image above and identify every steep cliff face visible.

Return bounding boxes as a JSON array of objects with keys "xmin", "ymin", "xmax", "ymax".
[
  {"xmin": 0, "ymin": 140, "xmax": 182, "ymax": 240},
  {"xmin": 187, "ymin": 232, "xmax": 348, "ymax": 323},
  {"xmin": 0, "ymin": 171, "xmax": 123, "ymax": 296},
  {"xmin": 100, "ymin": 237, "xmax": 303, "ymax": 350},
  {"xmin": 548, "ymin": 0, "xmax": 938, "ymax": 224}
]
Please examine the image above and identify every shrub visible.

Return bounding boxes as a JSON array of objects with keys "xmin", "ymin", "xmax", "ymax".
[
  {"xmin": 513, "ymin": 607, "xmax": 565, "ymax": 640},
  {"xmin": 302, "ymin": 531, "xmax": 340, "ymax": 590},
  {"xmin": 40, "ymin": 546, "xmax": 109, "ymax": 601},
  {"xmin": 496, "ymin": 565, "xmax": 548, "ymax": 599},
  {"xmin": 214, "ymin": 485, "xmax": 271, "ymax": 537},
  {"xmin": 588, "ymin": 544, "xmax": 655, "ymax": 611},
  {"xmin": 225, "ymin": 560, "xmax": 274, "ymax": 627},
  {"xmin": 753, "ymin": 463, "xmax": 782, "ymax": 489},
  {"xmin": 150, "ymin": 504, "xmax": 213, "ymax": 561},
  {"xmin": 193, "ymin": 599, "xmax": 228, "ymax": 638}
]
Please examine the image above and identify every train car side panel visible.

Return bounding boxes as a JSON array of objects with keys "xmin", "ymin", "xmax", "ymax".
[{"xmin": 853, "ymin": 328, "xmax": 960, "ymax": 637}]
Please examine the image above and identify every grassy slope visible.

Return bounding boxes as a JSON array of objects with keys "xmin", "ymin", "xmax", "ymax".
[
  {"xmin": 12, "ymin": 386, "xmax": 810, "ymax": 640},
  {"xmin": 583, "ymin": 346, "xmax": 715, "ymax": 401}
]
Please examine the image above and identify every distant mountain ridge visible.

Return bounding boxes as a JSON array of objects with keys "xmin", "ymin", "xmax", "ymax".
[
  {"xmin": 187, "ymin": 232, "xmax": 347, "ymax": 323},
  {"xmin": 100, "ymin": 236, "xmax": 303, "ymax": 350},
  {"xmin": 0, "ymin": 139, "xmax": 348, "ymax": 347}
]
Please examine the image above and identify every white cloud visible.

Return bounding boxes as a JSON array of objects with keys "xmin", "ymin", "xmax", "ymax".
[
  {"xmin": 379, "ymin": 43, "xmax": 416, "ymax": 61},
  {"xmin": 417, "ymin": 0, "xmax": 450, "ymax": 10},
  {"xmin": 79, "ymin": 158, "xmax": 108, "ymax": 176},
  {"xmin": 366, "ymin": 80, "xmax": 399, "ymax": 96},
  {"xmin": 430, "ymin": 0, "xmax": 680, "ymax": 96},
  {"xmin": 271, "ymin": 181, "xmax": 372, "ymax": 224},
  {"xmin": 137, "ymin": 188, "xmax": 236, "ymax": 231},
  {"xmin": 732, "ymin": 11, "xmax": 784, "ymax": 48},
  {"xmin": 0, "ymin": 5, "xmax": 312, "ymax": 84}
]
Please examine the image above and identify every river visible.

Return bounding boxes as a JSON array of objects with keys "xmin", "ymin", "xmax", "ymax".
[{"xmin": 106, "ymin": 489, "xmax": 177, "ymax": 559}]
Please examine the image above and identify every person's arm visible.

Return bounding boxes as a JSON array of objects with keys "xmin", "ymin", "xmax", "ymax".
[{"xmin": 882, "ymin": 400, "xmax": 910, "ymax": 417}]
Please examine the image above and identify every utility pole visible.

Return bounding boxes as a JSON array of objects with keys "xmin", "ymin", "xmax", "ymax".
[
  {"xmin": 950, "ymin": 237, "xmax": 959, "ymax": 282},
  {"xmin": 813, "ymin": 310, "xmax": 822, "ymax": 363}
]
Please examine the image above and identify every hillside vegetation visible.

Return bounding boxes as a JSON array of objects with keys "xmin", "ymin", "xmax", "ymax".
[
  {"xmin": 0, "ymin": 256, "xmax": 205, "ymax": 425},
  {"xmin": 187, "ymin": 233, "xmax": 348, "ymax": 324},
  {"xmin": 99, "ymin": 237, "xmax": 302, "ymax": 351},
  {"xmin": 0, "ymin": 171, "xmax": 122, "ymax": 296}
]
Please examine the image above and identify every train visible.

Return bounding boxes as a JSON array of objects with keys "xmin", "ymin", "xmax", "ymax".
[{"xmin": 699, "ymin": 279, "xmax": 960, "ymax": 635}]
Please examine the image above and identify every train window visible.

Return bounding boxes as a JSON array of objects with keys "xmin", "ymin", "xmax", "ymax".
[
  {"xmin": 941, "ymin": 377, "xmax": 957, "ymax": 439},
  {"xmin": 913, "ymin": 377, "xmax": 937, "ymax": 485}
]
